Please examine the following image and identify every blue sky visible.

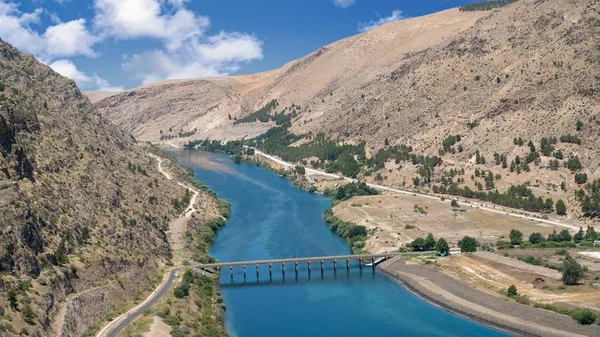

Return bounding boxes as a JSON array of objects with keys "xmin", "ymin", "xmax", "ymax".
[{"xmin": 0, "ymin": 0, "xmax": 476, "ymax": 91}]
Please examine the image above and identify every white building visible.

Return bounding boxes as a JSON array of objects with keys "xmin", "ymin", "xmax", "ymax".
[{"xmin": 449, "ymin": 247, "xmax": 462, "ymax": 255}]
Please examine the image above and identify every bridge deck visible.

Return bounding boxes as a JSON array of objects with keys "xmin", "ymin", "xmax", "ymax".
[{"xmin": 193, "ymin": 253, "xmax": 399, "ymax": 269}]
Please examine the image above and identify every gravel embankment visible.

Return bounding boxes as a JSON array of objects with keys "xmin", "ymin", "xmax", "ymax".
[{"xmin": 379, "ymin": 257, "xmax": 600, "ymax": 337}]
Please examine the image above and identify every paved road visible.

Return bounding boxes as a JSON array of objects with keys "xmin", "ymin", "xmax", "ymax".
[
  {"xmin": 97, "ymin": 267, "xmax": 183, "ymax": 337},
  {"xmin": 252, "ymin": 149, "xmax": 579, "ymax": 231}
]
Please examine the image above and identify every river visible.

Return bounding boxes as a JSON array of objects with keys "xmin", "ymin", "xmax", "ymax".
[{"xmin": 171, "ymin": 150, "xmax": 510, "ymax": 337}]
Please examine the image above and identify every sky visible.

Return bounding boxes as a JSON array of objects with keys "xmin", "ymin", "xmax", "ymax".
[{"xmin": 0, "ymin": 0, "xmax": 478, "ymax": 91}]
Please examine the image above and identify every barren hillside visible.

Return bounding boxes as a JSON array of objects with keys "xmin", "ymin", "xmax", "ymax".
[
  {"xmin": 94, "ymin": 0, "xmax": 599, "ymax": 215},
  {"xmin": 0, "ymin": 39, "xmax": 218, "ymax": 336}
]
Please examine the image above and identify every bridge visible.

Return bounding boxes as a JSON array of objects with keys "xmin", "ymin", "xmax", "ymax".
[{"xmin": 193, "ymin": 253, "xmax": 400, "ymax": 281}]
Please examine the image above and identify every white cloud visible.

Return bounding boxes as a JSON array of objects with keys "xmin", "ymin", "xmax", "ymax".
[
  {"xmin": 49, "ymin": 59, "xmax": 123, "ymax": 91},
  {"xmin": 93, "ymin": 0, "xmax": 209, "ymax": 51},
  {"xmin": 44, "ymin": 19, "xmax": 99, "ymax": 58},
  {"xmin": 122, "ymin": 32, "xmax": 263, "ymax": 85},
  {"xmin": 332, "ymin": 0, "xmax": 355, "ymax": 9},
  {"xmin": 0, "ymin": 1, "xmax": 99, "ymax": 61},
  {"xmin": 0, "ymin": 0, "xmax": 264, "ymax": 89},
  {"xmin": 357, "ymin": 10, "xmax": 405, "ymax": 32}
]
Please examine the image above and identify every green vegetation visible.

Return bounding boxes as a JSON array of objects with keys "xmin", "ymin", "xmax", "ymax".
[
  {"xmin": 160, "ymin": 129, "xmax": 196, "ymax": 141},
  {"xmin": 459, "ymin": 0, "xmax": 518, "ymax": 12},
  {"xmin": 560, "ymin": 134, "xmax": 582, "ymax": 145},
  {"xmin": 324, "ymin": 210, "xmax": 367, "ymax": 253},
  {"xmin": 218, "ymin": 199, "xmax": 231, "ymax": 219},
  {"xmin": 555, "ymin": 199, "xmax": 567, "ymax": 215},
  {"xmin": 507, "ymin": 285, "xmax": 518, "ymax": 297},
  {"xmin": 436, "ymin": 238, "xmax": 449, "ymax": 255},
  {"xmin": 576, "ymin": 120, "xmax": 584, "ymax": 131},
  {"xmin": 575, "ymin": 173, "xmax": 588, "ymax": 184},
  {"xmin": 234, "ymin": 99, "xmax": 279, "ymax": 124},
  {"xmin": 156, "ymin": 270, "xmax": 226, "ymax": 337},
  {"xmin": 575, "ymin": 178, "xmax": 600, "ymax": 217},
  {"xmin": 509, "ymin": 229, "xmax": 523, "ymax": 245},
  {"xmin": 325, "ymin": 182, "xmax": 378, "ymax": 202},
  {"xmin": 565, "ymin": 156, "xmax": 583, "ymax": 172},
  {"xmin": 562, "ymin": 254, "xmax": 583, "ymax": 285},
  {"xmin": 458, "ymin": 236, "xmax": 477, "ymax": 252},
  {"xmin": 433, "ymin": 184, "xmax": 554, "ymax": 213},
  {"xmin": 172, "ymin": 189, "xmax": 191, "ymax": 213}
]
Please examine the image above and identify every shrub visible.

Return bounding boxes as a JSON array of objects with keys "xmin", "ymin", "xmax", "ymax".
[
  {"xmin": 507, "ymin": 285, "xmax": 518, "ymax": 297},
  {"xmin": 571, "ymin": 309, "xmax": 597, "ymax": 325}
]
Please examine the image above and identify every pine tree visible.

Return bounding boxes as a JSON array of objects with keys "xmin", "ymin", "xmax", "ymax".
[{"xmin": 556, "ymin": 199, "xmax": 567, "ymax": 215}]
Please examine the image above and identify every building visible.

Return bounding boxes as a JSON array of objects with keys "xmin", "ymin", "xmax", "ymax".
[{"xmin": 449, "ymin": 247, "xmax": 462, "ymax": 255}]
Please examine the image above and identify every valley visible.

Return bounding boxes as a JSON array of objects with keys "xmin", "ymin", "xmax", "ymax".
[{"xmin": 0, "ymin": 0, "xmax": 599, "ymax": 336}]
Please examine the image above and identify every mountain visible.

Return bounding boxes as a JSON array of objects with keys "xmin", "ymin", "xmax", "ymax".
[
  {"xmin": 0, "ymin": 39, "xmax": 217, "ymax": 336},
  {"xmin": 93, "ymin": 0, "xmax": 599, "ymax": 214}
]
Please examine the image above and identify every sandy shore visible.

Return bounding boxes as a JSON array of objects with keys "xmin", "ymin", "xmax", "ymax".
[{"xmin": 379, "ymin": 257, "xmax": 600, "ymax": 337}]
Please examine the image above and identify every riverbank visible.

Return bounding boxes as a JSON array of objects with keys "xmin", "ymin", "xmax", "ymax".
[
  {"xmin": 95, "ymin": 151, "xmax": 228, "ymax": 337},
  {"xmin": 379, "ymin": 257, "xmax": 600, "ymax": 337}
]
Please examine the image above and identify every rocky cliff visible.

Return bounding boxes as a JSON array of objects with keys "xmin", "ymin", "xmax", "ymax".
[{"xmin": 0, "ymin": 39, "xmax": 217, "ymax": 336}]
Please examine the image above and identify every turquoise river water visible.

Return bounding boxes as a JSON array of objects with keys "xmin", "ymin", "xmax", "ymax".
[{"xmin": 171, "ymin": 150, "xmax": 511, "ymax": 337}]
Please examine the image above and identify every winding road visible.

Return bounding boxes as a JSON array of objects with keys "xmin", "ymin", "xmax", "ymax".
[{"xmin": 95, "ymin": 154, "xmax": 200, "ymax": 337}]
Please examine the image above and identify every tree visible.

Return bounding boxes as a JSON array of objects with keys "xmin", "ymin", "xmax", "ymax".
[
  {"xmin": 295, "ymin": 165, "xmax": 306, "ymax": 175},
  {"xmin": 555, "ymin": 199, "xmax": 567, "ymax": 216},
  {"xmin": 529, "ymin": 232, "xmax": 545, "ymax": 244},
  {"xmin": 458, "ymin": 236, "xmax": 477, "ymax": 252},
  {"xmin": 509, "ymin": 229, "xmax": 523, "ymax": 245},
  {"xmin": 507, "ymin": 285, "xmax": 518, "ymax": 297},
  {"xmin": 410, "ymin": 238, "xmax": 426, "ymax": 251},
  {"xmin": 424, "ymin": 233, "xmax": 436, "ymax": 250},
  {"xmin": 574, "ymin": 227, "xmax": 585, "ymax": 243},
  {"xmin": 575, "ymin": 173, "xmax": 587, "ymax": 184},
  {"xmin": 559, "ymin": 229, "xmax": 572, "ymax": 242},
  {"xmin": 7, "ymin": 289, "xmax": 18, "ymax": 309},
  {"xmin": 451, "ymin": 199, "xmax": 459, "ymax": 209},
  {"xmin": 232, "ymin": 153, "xmax": 242, "ymax": 163},
  {"xmin": 562, "ymin": 254, "xmax": 583, "ymax": 285},
  {"xmin": 436, "ymin": 238, "xmax": 449, "ymax": 255},
  {"xmin": 585, "ymin": 226, "xmax": 597, "ymax": 241}
]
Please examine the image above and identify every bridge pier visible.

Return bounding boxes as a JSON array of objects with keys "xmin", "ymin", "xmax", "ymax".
[
  {"xmin": 282, "ymin": 263, "xmax": 285, "ymax": 275},
  {"xmin": 359, "ymin": 259, "xmax": 362, "ymax": 270},
  {"xmin": 320, "ymin": 260, "xmax": 324, "ymax": 274},
  {"xmin": 230, "ymin": 266, "xmax": 233, "ymax": 281},
  {"xmin": 308, "ymin": 261, "xmax": 311, "ymax": 274},
  {"xmin": 243, "ymin": 265, "xmax": 247, "ymax": 281},
  {"xmin": 295, "ymin": 262, "xmax": 298, "ymax": 275},
  {"xmin": 371, "ymin": 257, "xmax": 375, "ymax": 273},
  {"xmin": 269, "ymin": 263, "xmax": 272, "ymax": 277},
  {"xmin": 346, "ymin": 259, "xmax": 350, "ymax": 271},
  {"xmin": 333, "ymin": 259, "xmax": 337, "ymax": 272},
  {"xmin": 256, "ymin": 264, "xmax": 259, "ymax": 280}
]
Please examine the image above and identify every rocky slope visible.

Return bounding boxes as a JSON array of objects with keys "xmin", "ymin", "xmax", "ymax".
[
  {"xmin": 93, "ymin": 0, "xmax": 599, "ymax": 214},
  {"xmin": 0, "ymin": 39, "xmax": 218, "ymax": 337}
]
